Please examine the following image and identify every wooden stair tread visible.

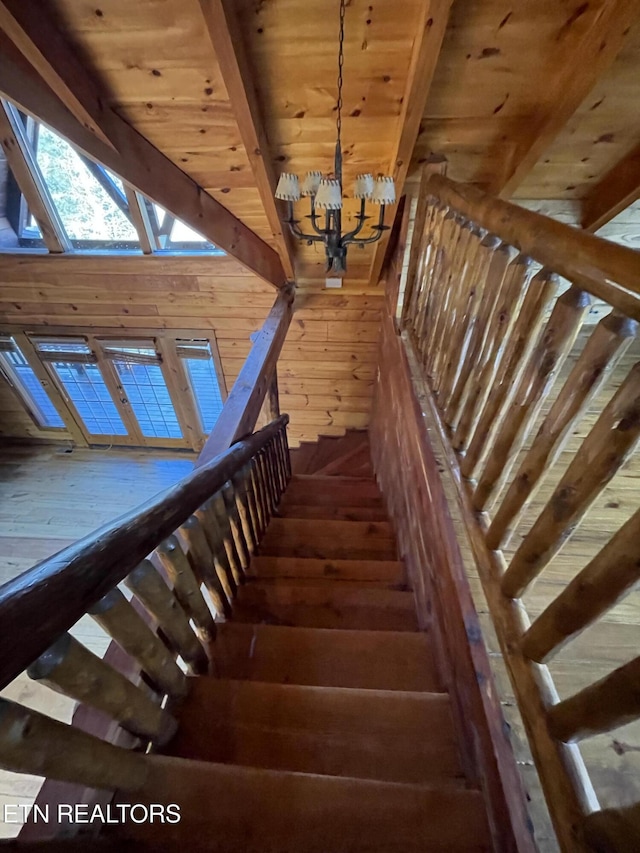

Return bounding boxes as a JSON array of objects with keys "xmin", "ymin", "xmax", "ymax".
[
  {"xmin": 260, "ymin": 518, "xmax": 397, "ymax": 561},
  {"xmin": 283, "ymin": 475, "xmax": 383, "ymax": 507},
  {"xmin": 211, "ymin": 622, "xmax": 441, "ymax": 692},
  {"xmin": 167, "ymin": 679, "xmax": 464, "ymax": 784},
  {"xmin": 117, "ymin": 755, "xmax": 491, "ymax": 852},
  {"xmin": 247, "ymin": 555, "xmax": 407, "ymax": 584},
  {"xmin": 278, "ymin": 503, "xmax": 389, "ymax": 521},
  {"xmin": 233, "ymin": 582, "xmax": 418, "ymax": 631}
]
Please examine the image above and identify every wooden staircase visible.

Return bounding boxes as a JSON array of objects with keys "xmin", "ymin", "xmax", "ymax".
[{"xmin": 111, "ymin": 447, "xmax": 493, "ymax": 852}]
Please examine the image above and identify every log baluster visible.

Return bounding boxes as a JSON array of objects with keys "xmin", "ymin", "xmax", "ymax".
[
  {"xmin": 487, "ymin": 312, "xmax": 638, "ymax": 549},
  {"xmin": 502, "ymin": 362, "xmax": 640, "ymax": 599},
  {"xmin": 438, "ymin": 232, "xmax": 500, "ymax": 408},
  {"xmin": 461, "ymin": 266, "xmax": 558, "ymax": 479},
  {"xmin": 125, "ymin": 560, "xmax": 209, "ymax": 674},
  {"xmin": 155, "ymin": 535, "xmax": 217, "ymax": 641},
  {"xmin": 548, "ymin": 656, "xmax": 640, "ymax": 742},
  {"xmin": 428, "ymin": 216, "xmax": 472, "ymax": 378},
  {"xmin": 0, "ymin": 698, "xmax": 149, "ymax": 791},
  {"xmin": 280, "ymin": 425, "xmax": 292, "ymax": 480},
  {"xmin": 432, "ymin": 223, "xmax": 486, "ymax": 394},
  {"xmin": 473, "ymin": 286, "xmax": 591, "ymax": 510},
  {"xmin": 249, "ymin": 457, "xmax": 267, "ymax": 536},
  {"xmin": 27, "ymin": 633, "xmax": 178, "ymax": 745},
  {"xmin": 521, "ymin": 507, "xmax": 640, "ymax": 663},
  {"xmin": 256, "ymin": 448, "xmax": 275, "ymax": 517},
  {"xmin": 221, "ymin": 481, "xmax": 251, "ymax": 572},
  {"xmin": 266, "ymin": 441, "xmax": 280, "ymax": 509},
  {"xmin": 444, "ymin": 240, "xmax": 512, "ymax": 427},
  {"xmin": 419, "ymin": 209, "xmax": 457, "ymax": 360},
  {"xmin": 209, "ymin": 492, "xmax": 244, "ymax": 584},
  {"xmin": 235, "ymin": 464, "xmax": 260, "ymax": 549},
  {"xmin": 453, "ymin": 254, "xmax": 533, "ymax": 453},
  {"xmin": 583, "ymin": 802, "xmax": 640, "ymax": 853},
  {"xmin": 412, "ymin": 202, "xmax": 448, "ymax": 344},
  {"xmin": 89, "ymin": 588, "xmax": 188, "ymax": 699},
  {"xmin": 402, "ymin": 196, "xmax": 439, "ymax": 328},
  {"xmin": 194, "ymin": 501, "xmax": 238, "ymax": 596},
  {"xmin": 178, "ymin": 514, "xmax": 232, "ymax": 617}
]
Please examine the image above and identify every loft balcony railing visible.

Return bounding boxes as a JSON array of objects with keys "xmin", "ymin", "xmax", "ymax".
[{"xmin": 398, "ymin": 171, "xmax": 640, "ymax": 852}]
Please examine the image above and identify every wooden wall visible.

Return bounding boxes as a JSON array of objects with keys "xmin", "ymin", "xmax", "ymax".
[
  {"xmin": 370, "ymin": 307, "xmax": 535, "ymax": 853},
  {"xmin": 0, "ymin": 254, "xmax": 381, "ymax": 447}
]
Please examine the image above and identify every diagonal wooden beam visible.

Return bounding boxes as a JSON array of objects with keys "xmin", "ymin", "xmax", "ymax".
[
  {"xmin": 581, "ymin": 142, "xmax": 640, "ymax": 231},
  {"xmin": 0, "ymin": 6, "xmax": 286, "ymax": 288},
  {"xmin": 495, "ymin": 0, "xmax": 640, "ymax": 198},
  {"xmin": 199, "ymin": 0, "xmax": 296, "ymax": 281},
  {"xmin": 369, "ymin": 0, "xmax": 452, "ymax": 286},
  {"xmin": 0, "ymin": 1, "xmax": 115, "ymax": 151},
  {"xmin": 0, "ymin": 98, "xmax": 71, "ymax": 252},
  {"xmin": 197, "ymin": 285, "xmax": 294, "ymax": 466}
]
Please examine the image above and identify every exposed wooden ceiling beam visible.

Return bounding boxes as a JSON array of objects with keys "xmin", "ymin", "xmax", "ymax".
[
  {"xmin": 0, "ymin": 6, "xmax": 286, "ymax": 288},
  {"xmin": 495, "ymin": 0, "xmax": 640, "ymax": 198},
  {"xmin": 369, "ymin": 0, "xmax": 452, "ymax": 286},
  {"xmin": 581, "ymin": 143, "xmax": 640, "ymax": 231},
  {"xmin": 199, "ymin": 0, "xmax": 296, "ymax": 281},
  {"xmin": 0, "ymin": 1, "xmax": 115, "ymax": 151}
]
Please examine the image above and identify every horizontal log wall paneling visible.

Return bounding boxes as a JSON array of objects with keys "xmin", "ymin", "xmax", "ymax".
[{"xmin": 0, "ymin": 255, "xmax": 383, "ymax": 447}]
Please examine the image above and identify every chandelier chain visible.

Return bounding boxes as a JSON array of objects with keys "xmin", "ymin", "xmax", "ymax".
[{"xmin": 336, "ymin": 0, "xmax": 345, "ymax": 153}]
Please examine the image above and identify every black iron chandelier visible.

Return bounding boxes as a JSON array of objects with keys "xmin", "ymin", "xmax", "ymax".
[{"xmin": 274, "ymin": 0, "xmax": 396, "ymax": 274}]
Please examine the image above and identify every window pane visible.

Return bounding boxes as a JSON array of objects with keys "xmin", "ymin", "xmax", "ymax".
[
  {"xmin": 183, "ymin": 355, "xmax": 224, "ymax": 433},
  {"xmin": 112, "ymin": 360, "xmax": 182, "ymax": 439},
  {"xmin": 35, "ymin": 126, "xmax": 139, "ymax": 245},
  {"xmin": 0, "ymin": 346, "xmax": 65, "ymax": 428},
  {"xmin": 50, "ymin": 362, "xmax": 127, "ymax": 435}
]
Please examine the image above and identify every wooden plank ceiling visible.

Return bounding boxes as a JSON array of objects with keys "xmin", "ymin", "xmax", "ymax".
[
  {"xmin": 2, "ymin": 0, "xmax": 640, "ymax": 449},
  {"xmin": 40, "ymin": 0, "xmax": 640, "ymax": 264}
]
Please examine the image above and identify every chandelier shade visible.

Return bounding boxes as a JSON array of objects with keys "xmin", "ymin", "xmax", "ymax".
[
  {"xmin": 274, "ymin": 172, "xmax": 301, "ymax": 201},
  {"xmin": 301, "ymin": 171, "xmax": 323, "ymax": 197},
  {"xmin": 371, "ymin": 176, "xmax": 396, "ymax": 205},
  {"xmin": 353, "ymin": 173, "xmax": 374, "ymax": 199},
  {"xmin": 314, "ymin": 179, "xmax": 343, "ymax": 210}
]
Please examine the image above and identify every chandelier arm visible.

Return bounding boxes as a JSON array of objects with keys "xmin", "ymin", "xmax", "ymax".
[
  {"xmin": 307, "ymin": 197, "xmax": 327, "ymax": 237},
  {"xmin": 287, "ymin": 222, "xmax": 325, "ymax": 242},
  {"xmin": 343, "ymin": 204, "xmax": 387, "ymax": 245},
  {"xmin": 341, "ymin": 198, "xmax": 369, "ymax": 242}
]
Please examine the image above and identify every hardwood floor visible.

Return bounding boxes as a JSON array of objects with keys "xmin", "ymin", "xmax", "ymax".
[{"xmin": 0, "ymin": 442, "xmax": 194, "ymax": 838}]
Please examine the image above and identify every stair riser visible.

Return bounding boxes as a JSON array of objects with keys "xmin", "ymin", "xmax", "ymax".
[{"xmin": 248, "ymin": 556, "xmax": 406, "ymax": 585}]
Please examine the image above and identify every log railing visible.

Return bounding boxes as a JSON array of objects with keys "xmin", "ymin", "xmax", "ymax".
[
  {"xmin": 401, "ymin": 173, "xmax": 640, "ymax": 852},
  {"xmin": 0, "ymin": 414, "xmax": 290, "ymax": 796}
]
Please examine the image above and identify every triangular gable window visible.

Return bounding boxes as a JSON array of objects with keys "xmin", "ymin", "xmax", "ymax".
[{"xmin": 0, "ymin": 102, "xmax": 224, "ymax": 256}]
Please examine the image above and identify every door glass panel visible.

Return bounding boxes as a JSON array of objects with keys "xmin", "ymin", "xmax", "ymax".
[
  {"xmin": 177, "ymin": 340, "xmax": 224, "ymax": 433},
  {"xmin": 108, "ymin": 346, "xmax": 182, "ymax": 439},
  {"xmin": 33, "ymin": 339, "xmax": 128, "ymax": 436},
  {"xmin": 49, "ymin": 361, "xmax": 127, "ymax": 436},
  {"xmin": 0, "ymin": 339, "xmax": 65, "ymax": 428}
]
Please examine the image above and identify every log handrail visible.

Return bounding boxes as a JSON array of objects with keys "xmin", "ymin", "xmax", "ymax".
[
  {"xmin": 0, "ymin": 413, "xmax": 288, "ymax": 691},
  {"xmin": 425, "ymin": 174, "xmax": 640, "ymax": 321}
]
